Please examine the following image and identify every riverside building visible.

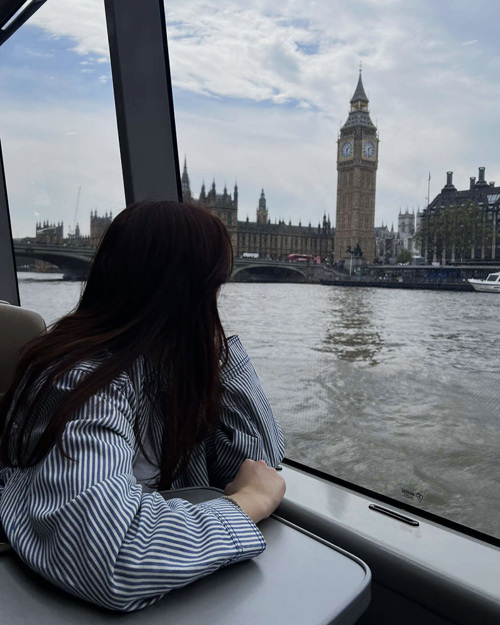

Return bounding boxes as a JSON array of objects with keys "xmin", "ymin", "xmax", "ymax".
[
  {"xmin": 421, "ymin": 167, "xmax": 500, "ymax": 263},
  {"xmin": 181, "ymin": 159, "xmax": 334, "ymax": 261}
]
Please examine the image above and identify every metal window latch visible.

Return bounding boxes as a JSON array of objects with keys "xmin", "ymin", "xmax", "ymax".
[{"xmin": 369, "ymin": 504, "xmax": 420, "ymax": 527}]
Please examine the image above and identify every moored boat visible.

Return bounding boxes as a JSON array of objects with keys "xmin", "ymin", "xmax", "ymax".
[{"xmin": 468, "ymin": 272, "xmax": 500, "ymax": 292}]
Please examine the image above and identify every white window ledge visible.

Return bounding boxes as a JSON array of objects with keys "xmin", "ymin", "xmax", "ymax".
[{"xmin": 277, "ymin": 463, "xmax": 500, "ymax": 625}]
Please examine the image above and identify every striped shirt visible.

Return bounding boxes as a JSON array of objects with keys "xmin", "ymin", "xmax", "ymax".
[{"xmin": 0, "ymin": 336, "xmax": 284, "ymax": 611}]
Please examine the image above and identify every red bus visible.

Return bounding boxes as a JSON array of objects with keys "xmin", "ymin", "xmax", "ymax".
[{"xmin": 287, "ymin": 254, "xmax": 321, "ymax": 264}]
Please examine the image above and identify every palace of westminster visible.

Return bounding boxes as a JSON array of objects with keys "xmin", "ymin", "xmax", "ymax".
[{"xmin": 34, "ymin": 72, "xmax": 500, "ymax": 265}]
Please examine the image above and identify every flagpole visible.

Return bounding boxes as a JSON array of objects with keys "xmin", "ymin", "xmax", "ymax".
[{"xmin": 427, "ymin": 172, "xmax": 431, "ymax": 208}]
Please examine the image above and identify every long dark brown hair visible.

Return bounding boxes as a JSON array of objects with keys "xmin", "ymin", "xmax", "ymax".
[{"xmin": 0, "ymin": 200, "xmax": 234, "ymax": 489}]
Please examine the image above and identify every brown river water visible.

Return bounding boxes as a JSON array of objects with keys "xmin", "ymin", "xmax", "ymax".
[{"xmin": 18, "ymin": 272, "xmax": 500, "ymax": 539}]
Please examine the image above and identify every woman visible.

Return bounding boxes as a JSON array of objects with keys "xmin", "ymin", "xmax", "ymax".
[{"xmin": 0, "ymin": 200, "xmax": 285, "ymax": 611}]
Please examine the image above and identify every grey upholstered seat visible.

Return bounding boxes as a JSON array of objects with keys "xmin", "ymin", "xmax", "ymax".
[{"xmin": 0, "ymin": 302, "xmax": 46, "ymax": 402}]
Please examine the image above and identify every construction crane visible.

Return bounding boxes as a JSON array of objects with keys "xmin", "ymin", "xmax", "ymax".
[{"xmin": 68, "ymin": 185, "xmax": 82, "ymax": 237}]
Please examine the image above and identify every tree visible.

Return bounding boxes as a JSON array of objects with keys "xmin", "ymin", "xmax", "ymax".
[
  {"xmin": 415, "ymin": 201, "xmax": 494, "ymax": 263},
  {"xmin": 397, "ymin": 249, "xmax": 413, "ymax": 264}
]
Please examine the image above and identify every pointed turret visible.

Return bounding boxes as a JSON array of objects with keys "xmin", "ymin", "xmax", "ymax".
[
  {"xmin": 256, "ymin": 188, "xmax": 268, "ymax": 224},
  {"xmin": 206, "ymin": 179, "xmax": 216, "ymax": 205},
  {"xmin": 350, "ymin": 71, "xmax": 369, "ymax": 107},
  {"xmin": 341, "ymin": 69, "xmax": 375, "ymax": 130},
  {"xmin": 199, "ymin": 181, "xmax": 206, "ymax": 203},
  {"xmin": 181, "ymin": 157, "xmax": 192, "ymax": 201}
]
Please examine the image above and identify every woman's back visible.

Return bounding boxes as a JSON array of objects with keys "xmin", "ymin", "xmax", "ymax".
[{"xmin": 0, "ymin": 201, "xmax": 285, "ymax": 610}]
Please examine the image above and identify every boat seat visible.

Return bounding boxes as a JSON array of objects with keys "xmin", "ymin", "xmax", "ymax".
[{"xmin": 0, "ymin": 302, "xmax": 46, "ymax": 402}]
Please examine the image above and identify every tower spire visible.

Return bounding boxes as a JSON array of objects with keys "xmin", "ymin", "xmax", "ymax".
[
  {"xmin": 350, "ymin": 72, "xmax": 369, "ymax": 107},
  {"xmin": 181, "ymin": 156, "xmax": 192, "ymax": 201},
  {"xmin": 256, "ymin": 188, "xmax": 268, "ymax": 224}
]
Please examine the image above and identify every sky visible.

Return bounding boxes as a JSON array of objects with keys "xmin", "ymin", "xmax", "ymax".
[{"xmin": 1, "ymin": 0, "xmax": 499, "ymax": 237}]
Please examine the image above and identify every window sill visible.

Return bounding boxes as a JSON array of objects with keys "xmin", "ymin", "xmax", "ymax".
[{"xmin": 277, "ymin": 463, "xmax": 500, "ymax": 625}]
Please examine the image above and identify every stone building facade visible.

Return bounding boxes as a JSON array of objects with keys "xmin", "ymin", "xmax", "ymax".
[
  {"xmin": 34, "ymin": 221, "xmax": 65, "ymax": 271},
  {"xmin": 35, "ymin": 211, "xmax": 112, "ymax": 249},
  {"xmin": 421, "ymin": 167, "xmax": 500, "ymax": 263},
  {"xmin": 398, "ymin": 209, "xmax": 416, "ymax": 250},
  {"xmin": 335, "ymin": 71, "xmax": 378, "ymax": 263},
  {"xmin": 374, "ymin": 209, "xmax": 420, "ymax": 262},
  {"xmin": 181, "ymin": 159, "xmax": 334, "ymax": 261},
  {"xmin": 35, "ymin": 221, "xmax": 64, "ymax": 245},
  {"xmin": 375, "ymin": 223, "xmax": 399, "ymax": 262},
  {"xmin": 237, "ymin": 192, "xmax": 333, "ymax": 260},
  {"xmin": 90, "ymin": 211, "xmax": 113, "ymax": 247}
]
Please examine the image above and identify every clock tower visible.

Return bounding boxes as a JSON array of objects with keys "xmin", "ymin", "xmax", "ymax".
[{"xmin": 335, "ymin": 70, "xmax": 378, "ymax": 263}]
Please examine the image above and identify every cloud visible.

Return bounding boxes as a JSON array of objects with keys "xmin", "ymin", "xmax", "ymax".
[
  {"xmin": 6, "ymin": 0, "xmax": 500, "ymax": 235},
  {"xmin": 3, "ymin": 99, "xmax": 124, "ymax": 237},
  {"xmin": 30, "ymin": 0, "xmax": 109, "ymax": 59}
]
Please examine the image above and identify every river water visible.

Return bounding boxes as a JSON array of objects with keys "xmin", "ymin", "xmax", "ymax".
[{"xmin": 17, "ymin": 272, "xmax": 500, "ymax": 539}]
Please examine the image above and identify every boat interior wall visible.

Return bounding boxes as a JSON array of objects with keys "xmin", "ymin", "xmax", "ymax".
[
  {"xmin": 357, "ymin": 583, "xmax": 457, "ymax": 625},
  {"xmin": 0, "ymin": 302, "xmax": 46, "ymax": 401},
  {"xmin": 104, "ymin": 0, "xmax": 182, "ymax": 205},
  {"xmin": 0, "ymin": 140, "xmax": 19, "ymax": 305},
  {"xmin": 278, "ymin": 464, "xmax": 500, "ymax": 625}
]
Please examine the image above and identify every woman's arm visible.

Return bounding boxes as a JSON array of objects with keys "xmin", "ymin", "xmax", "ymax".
[
  {"xmin": 206, "ymin": 336, "xmax": 285, "ymax": 488},
  {"xmin": 0, "ymin": 368, "xmax": 266, "ymax": 612}
]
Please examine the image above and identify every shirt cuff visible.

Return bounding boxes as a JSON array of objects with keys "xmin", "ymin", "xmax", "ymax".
[
  {"xmin": 198, "ymin": 497, "xmax": 266, "ymax": 561},
  {"xmin": 220, "ymin": 335, "xmax": 251, "ymax": 381}
]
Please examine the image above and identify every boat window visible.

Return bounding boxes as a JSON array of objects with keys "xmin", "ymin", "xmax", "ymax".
[
  {"xmin": 168, "ymin": 1, "xmax": 500, "ymax": 541},
  {"xmin": 486, "ymin": 275, "xmax": 498, "ymax": 281},
  {"xmin": 3, "ymin": 1, "xmax": 499, "ymax": 543},
  {"xmin": 2, "ymin": 0, "xmax": 123, "ymax": 325}
]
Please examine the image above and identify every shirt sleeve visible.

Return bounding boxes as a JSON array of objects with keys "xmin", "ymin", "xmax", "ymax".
[
  {"xmin": 0, "ymin": 369, "xmax": 266, "ymax": 612},
  {"xmin": 206, "ymin": 335, "xmax": 285, "ymax": 488}
]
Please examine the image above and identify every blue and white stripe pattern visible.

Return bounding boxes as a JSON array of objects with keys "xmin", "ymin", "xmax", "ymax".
[{"xmin": 0, "ymin": 336, "xmax": 284, "ymax": 611}]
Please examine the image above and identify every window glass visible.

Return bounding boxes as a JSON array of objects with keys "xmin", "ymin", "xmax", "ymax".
[
  {"xmin": 168, "ymin": 0, "xmax": 500, "ymax": 539},
  {"xmin": 1, "ymin": 0, "xmax": 124, "ymax": 325}
]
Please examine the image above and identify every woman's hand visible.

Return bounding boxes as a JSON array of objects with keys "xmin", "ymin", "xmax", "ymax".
[{"xmin": 224, "ymin": 459, "xmax": 286, "ymax": 523}]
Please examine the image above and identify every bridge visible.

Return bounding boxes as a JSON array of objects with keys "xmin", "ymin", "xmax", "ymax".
[
  {"xmin": 14, "ymin": 242, "xmax": 95, "ymax": 280},
  {"xmin": 14, "ymin": 242, "xmax": 343, "ymax": 283},
  {"xmin": 232, "ymin": 258, "xmax": 342, "ymax": 283}
]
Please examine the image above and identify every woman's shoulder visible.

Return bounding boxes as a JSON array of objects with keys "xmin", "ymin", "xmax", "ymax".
[{"xmin": 45, "ymin": 354, "xmax": 147, "ymax": 397}]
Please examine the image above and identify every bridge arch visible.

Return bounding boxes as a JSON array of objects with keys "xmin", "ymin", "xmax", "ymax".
[
  {"xmin": 232, "ymin": 262, "xmax": 307, "ymax": 283},
  {"xmin": 13, "ymin": 243, "xmax": 94, "ymax": 280}
]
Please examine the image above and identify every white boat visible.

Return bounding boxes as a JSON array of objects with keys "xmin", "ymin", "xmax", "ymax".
[{"xmin": 468, "ymin": 272, "xmax": 500, "ymax": 292}]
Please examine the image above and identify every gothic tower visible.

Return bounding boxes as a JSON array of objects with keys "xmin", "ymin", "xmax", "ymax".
[
  {"xmin": 181, "ymin": 157, "xmax": 192, "ymax": 201},
  {"xmin": 256, "ymin": 189, "xmax": 268, "ymax": 224},
  {"xmin": 334, "ymin": 70, "xmax": 378, "ymax": 263}
]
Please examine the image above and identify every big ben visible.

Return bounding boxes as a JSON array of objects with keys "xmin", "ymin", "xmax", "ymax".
[{"xmin": 335, "ymin": 70, "xmax": 378, "ymax": 263}]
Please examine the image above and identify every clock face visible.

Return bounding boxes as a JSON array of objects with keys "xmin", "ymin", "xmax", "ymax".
[
  {"xmin": 341, "ymin": 141, "xmax": 352, "ymax": 159},
  {"xmin": 363, "ymin": 141, "xmax": 375, "ymax": 158}
]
